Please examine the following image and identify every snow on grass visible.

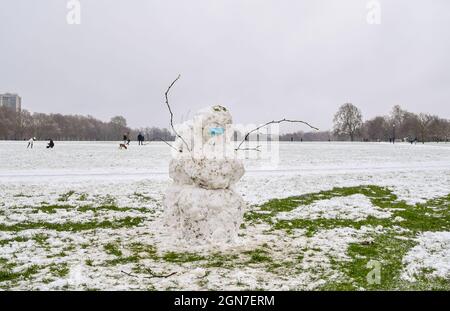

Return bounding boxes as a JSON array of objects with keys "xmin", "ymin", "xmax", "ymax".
[
  {"xmin": 276, "ymin": 194, "xmax": 391, "ymax": 221},
  {"xmin": 0, "ymin": 141, "xmax": 449, "ymax": 290},
  {"xmin": 401, "ymin": 232, "xmax": 450, "ymax": 282},
  {"xmin": 1, "ymin": 184, "xmax": 448, "ymax": 290}
]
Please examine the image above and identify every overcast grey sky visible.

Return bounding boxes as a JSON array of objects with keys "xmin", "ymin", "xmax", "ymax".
[{"xmin": 1, "ymin": 0, "xmax": 449, "ymax": 131}]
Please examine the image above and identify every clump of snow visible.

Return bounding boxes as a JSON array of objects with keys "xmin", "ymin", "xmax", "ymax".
[
  {"xmin": 277, "ymin": 194, "xmax": 391, "ymax": 221},
  {"xmin": 401, "ymin": 231, "xmax": 450, "ymax": 282},
  {"xmin": 164, "ymin": 185, "xmax": 245, "ymax": 244},
  {"xmin": 68, "ymin": 263, "xmax": 88, "ymax": 289},
  {"xmin": 170, "ymin": 158, "xmax": 244, "ymax": 189}
]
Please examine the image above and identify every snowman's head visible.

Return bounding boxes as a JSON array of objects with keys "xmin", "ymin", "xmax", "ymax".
[{"xmin": 193, "ymin": 105, "xmax": 233, "ymax": 144}]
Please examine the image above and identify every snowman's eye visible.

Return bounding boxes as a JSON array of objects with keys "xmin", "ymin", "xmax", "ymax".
[{"xmin": 209, "ymin": 127, "xmax": 225, "ymax": 136}]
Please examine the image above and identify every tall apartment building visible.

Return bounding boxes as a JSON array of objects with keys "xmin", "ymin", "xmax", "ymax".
[{"xmin": 0, "ymin": 93, "xmax": 22, "ymax": 112}]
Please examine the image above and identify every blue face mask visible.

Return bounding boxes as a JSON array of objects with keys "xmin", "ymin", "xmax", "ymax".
[{"xmin": 209, "ymin": 127, "xmax": 225, "ymax": 136}]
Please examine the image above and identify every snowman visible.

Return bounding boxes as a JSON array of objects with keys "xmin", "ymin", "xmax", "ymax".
[{"xmin": 164, "ymin": 105, "xmax": 246, "ymax": 244}]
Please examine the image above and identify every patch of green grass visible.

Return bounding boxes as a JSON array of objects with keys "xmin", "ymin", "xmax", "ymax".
[
  {"xmin": 249, "ymin": 185, "xmax": 450, "ymax": 235},
  {"xmin": 0, "ymin": 236, "xmax": 29, "ymax": 246},
  {"xmin": 39, "ymin": 204, "xmax": 75, "ymax": 214},
  {"xmin": 56, "ymin": 251, "xmax": 67, "ymax": 257},
  {"xmin": 396, "ymin": 202, "xmax": 450, "ymax": 233},
  {"xmin": 78, "ymin": 205, "xmax": 151, "ymax": 214},
  {"xmin": 266, "ymin": 260, "xmax": 296, "ymax": 274},
  {"xmin": 243, "ymin": 249, "xmax": 272, "ymax": 264},
  {"xmin": 34, "ymin": 203, "xmax": 151, "ymax": 214},
  {"xmin": 0, "ymin": 258, "xmax": 17, "ymax": 271},
  {"xmin": 244, "ymin": 210, "xmax": 274, "ymax": 224},
  {"xmin": 247, "ymin": 185, "xmax": 396, "ymax": 223},
  {"xmin": 0, "ymin": 216, "xmax": 143, "ymax": 232},
  {"xmin": 0, "ymin": 264, "xmax": 40, "ymax": 282},
  {"xmin": 78, "ymin": 193, "xmax": 88, "ymax": 201},
  {"xmin": 133, "ymin": 192, "xmax": 156, "ymax": 202},
  {"xmin": 129, "ymin": 243, "xmax": 158, "ymax": 259},
  {"xmin": 49, "ymin": 263, "xmax": 70, "ymax": 277},
  {"xmin": 63, "ymin": 244, "xmax": 76, "ymax": 252},
  {"xmin": 104, "ymin": 243, "xmax": 123, "ymax": 257},
  {"xmin": 246, "ymin": 185, "xmax": 450, "ymax": 289},
  {"xmin": 321, "ymin": 231, "xmax": 450, "ymax": 290},
  {"xmin": 162, "ymin": 252, "xmax": 206, "ymax": 263},
  {"xmin": 402, "ymin": 276, "xmax": 450, "ymax": 290},
  {"xmin": 336, "ymin": 233, "xmax": 416, "ymax": 290},
  {"xmin": 274, "ymin": 216, "xmax": 390, "ymax": 237},
  {"xmin": 57, "ymin": 190, "xmax": 76, "ymax": 202},
  {"xmin": 203, "ymin": 253, "xmax": 240, "ymax": 268},
  {"xmin": 32, "ymin": 233, "xmax": 48, "ymax": 246},
  {"xmin": 104, "ymin": 242, "xmax": 159, "ymax": 266},
  {"xmin": 258, "ymin": 185, "xmax": 395, "ymax": 214}
]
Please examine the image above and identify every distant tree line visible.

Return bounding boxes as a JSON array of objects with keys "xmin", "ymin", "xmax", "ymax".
[
  {"xmin": 0, "ymin": 107, "xmax": 174, "ymax": 141},
  {"xmin": 281, "ymin": 104, "xmax": 449, "ymax": 143},
  {"xmin": 1, "ymin": 104, "xmax": 448, "ymax": 143}
]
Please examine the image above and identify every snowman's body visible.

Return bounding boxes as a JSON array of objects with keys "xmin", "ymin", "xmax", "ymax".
[{"xmin": 164, "ymin": 106, "xmax": 246, "ymax": 244}]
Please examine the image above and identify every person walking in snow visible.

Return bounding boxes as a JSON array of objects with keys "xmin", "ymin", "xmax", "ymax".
[
  {"xmin": 126, "ymin": 132, "xmax": 131, "ymax": 145},
  {"xmin": 46, "ymin": 139, "xmax": 55, "ymax": 149},
  {"xmin": 137, "ymin": 133, "xmax": 144, "ymax": 145},
  {"xmin": 27, "ymin": 137, "xmax": 36, "ymax": 149}
]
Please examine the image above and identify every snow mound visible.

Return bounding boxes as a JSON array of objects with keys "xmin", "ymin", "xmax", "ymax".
[{"xmin": 401, "ymin": 231, "xmax": 450, "ymax": 282}]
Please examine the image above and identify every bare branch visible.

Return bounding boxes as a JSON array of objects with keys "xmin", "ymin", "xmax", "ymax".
[
  {"xmin": 121, "ymin": 269, "xmax": 177, "ymax": 279},
  {"xmin": 121, "ymin": 270, "xmax": 141, "ymax": 278},
  {"xmin": 235, "ymin": 118, "xmax": 319, "ymax": 150},
  {"xmin": 145, "ymin": 268, "xmax": 177, "ymax": 278},
  {"xmin": 236, "ymin": 145, "xmax": 261, "ymax": 152},
  {"xmin": 164, "ymin": 75, "xmax": 191, "ymax": 152},
  {"xmin": 157, "ymin": 137, "xmax": 180, "ymax": 153}
]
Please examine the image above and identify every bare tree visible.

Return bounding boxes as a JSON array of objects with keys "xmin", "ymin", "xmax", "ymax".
[
  {"xmin": 363, "ymin": 116, "xmax": 389, "ymax": 141},
  {"xmin": 390, "ymin": 105, "xmax": 406, "ymax": 128},
  {"xmin": 333, "ymin": 103, "xmax": 363, "ymax": 141},
  {"xmin": 417, "ymin": 113, "xmax": 433, "ymax": 143}
]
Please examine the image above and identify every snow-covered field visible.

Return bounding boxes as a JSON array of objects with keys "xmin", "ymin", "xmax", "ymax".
[{"xmin": 0, "ymin": 141, "xmax": 449, "ymax": 290}]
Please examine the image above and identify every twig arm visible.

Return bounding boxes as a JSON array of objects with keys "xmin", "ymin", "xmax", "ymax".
[
  {"xmin": 157, "ymin": 137, "xmax": 180, "ymax": 152},
  {"xmin": 235, "ymin": 118, "xmax": 319, "ymax": 151},
  {"xmin": 164, "ymin": 75, "xmax": 191, "ymax": 152},
  {"xmin": 121, "ymin": 269, "xmax": 177, "ymax": 279}
]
